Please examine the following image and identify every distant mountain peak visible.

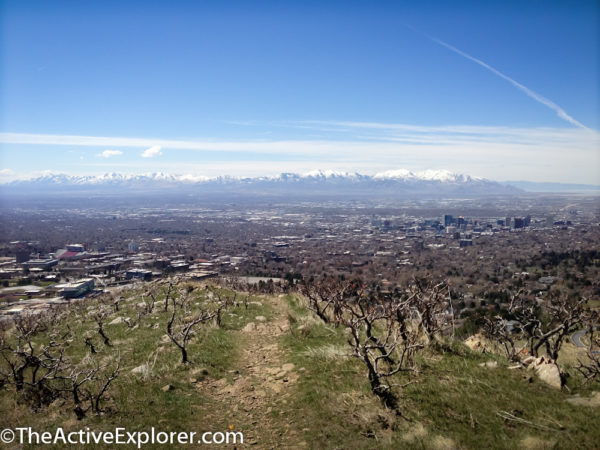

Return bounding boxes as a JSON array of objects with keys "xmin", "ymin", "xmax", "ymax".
[{"xmin": 1, "ymin": 169, "xmax": 519, "ymax": 198}]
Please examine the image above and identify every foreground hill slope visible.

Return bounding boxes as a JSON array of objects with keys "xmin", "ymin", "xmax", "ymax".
[{"xmin": 0, "ymin": 281, "xmax": 598, "ymax": 449}]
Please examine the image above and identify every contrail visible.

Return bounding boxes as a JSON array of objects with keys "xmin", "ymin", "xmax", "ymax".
[{"xmin": 409, "ymin": 25, "xmax": 587, "ymax": 129}]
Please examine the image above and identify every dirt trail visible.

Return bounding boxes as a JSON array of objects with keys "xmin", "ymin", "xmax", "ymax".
[{"xmin": 200, "ymin": 295, "xmax": 305, "ymax": 448}]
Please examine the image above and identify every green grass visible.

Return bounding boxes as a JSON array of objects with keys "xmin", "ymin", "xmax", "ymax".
[
  {"xmin": 0, "ymin": 289, "xmax": 598, "ymax": 449},
  {"xmin": 279, "ymin": 294, "xmax": 600, "ymax": 449},
  {"xmin": 0, "ymin": 283, "xmax": 272, "ymax": 449}
]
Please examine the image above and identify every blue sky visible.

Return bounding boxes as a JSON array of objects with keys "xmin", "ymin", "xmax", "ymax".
[{"xmin": 0, "ymin": 0, "xmax": 598, "ymax": 183}]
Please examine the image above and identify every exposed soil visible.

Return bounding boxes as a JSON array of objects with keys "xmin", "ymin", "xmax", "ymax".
[{"xmin": 196, "ymin": 295, "xmax": 305, "ymax": 448}]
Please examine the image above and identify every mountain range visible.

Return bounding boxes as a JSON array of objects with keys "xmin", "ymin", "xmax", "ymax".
[{"xmin": 0, "ymin": 169, "xmax": 523, "ymax": 199}]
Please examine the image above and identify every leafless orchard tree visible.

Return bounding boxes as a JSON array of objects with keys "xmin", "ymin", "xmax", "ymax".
[
  {"xmin": 339, "ymin": 292, "xmax": 423, "ymax": 412},
  {"xmin": 299, "ymin": 277, "xmax": 353, "ymax": 324},
  {"xmin": 0, "ymin": 309, "xmax": 122, "ymax": 419},
  {"xmin": 504, "ymin": 291, "xmax": 589, "ymax": 361},
  {"xmin": 94, "ymin": 308, "xmax": 113, "ymax": 347},
  {"xmin": 61, "ymin": 354, "xmax": 121, "ymax": 419},
  {"xmin": 206, "ymin": 285, "xmax": 248, "ymax": 326},
  {"xmin": 113, "ymin": 295, "xmax": 124, "ymax": 313},
  {"xmin": 163, "ymin": 280, "xmax": 177, "ymax": 312},
  {"xmin": 141, "ymin": 290, "xmax": 156, "ymax": 314},
  {"xmin": 575, "ymin": 311, "xmax": 600, "ymax": 384},
  {"xmin": 483, "ymin": 315, "xmax": 519, "ymax": 360},
  {"xmin": 404, "ymin": 279, "xmax": 452, "ymax": 342},
  {"xmin": 297, "ymin": 277, "xmax": 452, "ymax": 412},
  {"xmin": 482, "ymin": 290, "xmax": 524, "ymax": 361},
  {"xmin": 166, "ymin": 287, "xmax": 227, "ymax": 364},
  {"xmin": 84, "ymin": 336, "xmax": 97, "ymax": 354}
]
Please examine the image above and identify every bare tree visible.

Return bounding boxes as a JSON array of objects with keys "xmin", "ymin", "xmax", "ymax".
[
  {"xmin": 482, "ymin": 290, "xmax": 524, "ymax": 361},
  {"xmin": 166, "ymin": 288, "xmax": 224, "ymax": 364},
  {"xmin": 142, "ymin": 290, "xmax": 156, "ymax": 314},
  {"xmin": 300, "ymin": 277, "xmax": 353, "ymax": 324},
  {"xmin": 163, "ymin": 280, "xmax": 176, "ymax": 312},
  {"xmin": 84, "ymin": 337, "xmax": 97, "ymax": 354},
  {"xmin": 340, "ymin": 294, "xmax": 422, "ymax": 412},
  {"xmin": 94, "ymin": 308, "xmax": 112, "ymax": 347},
  {"xmin": 1, "ymin": 312, "xmax": 121, "ymax": 419},
  {"xmin": 0, "ymin": 317, "xmax": 68, "ymax": 408},
  {"xmin": 575, "ymin": 312, "xmax": 600, "ymax": 384},
  {"xmin": 483, "ymin": 315, "xmax": 519, "ymax": 360},
  {"xmin": 404, "ymin": 279, "xmax": 451, "ymax": 342},
  {"xmin": 206, "ymin": 286, "xmax": 237, "ymax": 327},
  {"xmin": 298, "ymin": 279, "xmax": 432, "ymax": 412},
  {"xmin": 508, "ymin": 291, "xmax": 588, "ymax": 361},
  {"xmin": 60, "ymin": 353, "xmax": 121, "ymax": 419},
  {"xmin": 113, "ymin": 296, "xmax": 123, "ymax": 313}
]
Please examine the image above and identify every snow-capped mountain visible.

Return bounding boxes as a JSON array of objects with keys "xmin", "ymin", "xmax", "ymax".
[
  {"xmin": 0, "ymin": 170, "xmax": 520, "ymax": 198},
  {"xmin": 373, "ymin": 169, "xmax": 483, "ymax": 183}
]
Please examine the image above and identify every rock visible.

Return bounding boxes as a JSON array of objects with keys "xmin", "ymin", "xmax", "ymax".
[
  {"xmin": 478, "ymin": 361, "xmax": 498, "ymax": 369},
  {"xmin": 464, "ymin": 333, "xmax": 488, "ymax": 352},
  {"xmin": 521, "ymin": 356, "xmax": 537, "ymax": 366},
  {"xmin": 254, "ymin": 389, "xmax": 267, "ymax": 398},
  {"xmin": 131, "ymin": 364, "xmax": 147, "ymax": 374},
  {"xmin": 189, "ymin": 377, "xmax": 198, "ymax": 384},
  {"xmin": 520, "ymin": 436, "xmax": 556, "ymax": 450},
  {"xmin": 249, "ymin": 301, "xmax": 263, "ymax": 306},
  {"xmin": 255, "ymin": 316, "xmax": 267, "ymax": 322},
  {"xmin": 281, "ymin": 363, "xmax": 295, "ymax": 372},
  {"xmin": 565, "ymin": 392, "xmax": 600, "ymax": 407},
  {"xmin": 161, "ymin": 384, "xmax": 174, "ymax": 392},
  {"xmin": 508, "ymin": 364, "xmax": 522, "ymax": 370},
  {"xmin": 534, "ymin": 361, "xmax": 562, "ymax": 389},
  {"xmin": 269, "ymin": 383, "xmax": 283, "ymax": 394},
  {"xmin": 160, "ymin": 334, "xmax": 171, "ymax": 344},
  {"xmin": 431, "ymin": 436, "xmax": 457, "ymax": 450},
  {"xmin": 213, "ymin": 378, "xmax": 228, "ymax": 389},
  {"xmin": 242, "ymin": 322, "xmax": 256, "ymax": 332},
  {"xmin": 108, "ymin": 317, "xmax": 125, "ymax": 325}
]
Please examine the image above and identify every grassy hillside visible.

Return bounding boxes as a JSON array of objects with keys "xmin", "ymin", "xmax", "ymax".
[{"xmin": 0, "ymin": 281, "xmax": 598, "ymax": 449}]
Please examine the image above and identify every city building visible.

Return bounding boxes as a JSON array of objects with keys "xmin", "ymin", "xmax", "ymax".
[
  {"xmin": 22, "ymin": 259, "xmax": 58, "ymax": 270},
  {"xmin": 126, "ymin": 269, "xmax": 152, "ymax": 281},
  {"xmin": 53, "ymin": 278, "xmax": 95, "ymax": 298}
]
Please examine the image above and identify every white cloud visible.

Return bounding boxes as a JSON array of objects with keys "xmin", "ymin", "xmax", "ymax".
[
  {"xmin": 141, "ymin": 145, "xmax": 162, "ymax": 158},
  {"xmin": 0, "ymin": 168, "xmax": 18, "ymax": 183},
  {"xmin": 419, "ymin": 32, "xmax": 587, "ymax": 129},
  {"xmin": 0, "ymin": 126, "xmax": 598, "ymax": 183},
  {"xmin": 97, "ymin": 149, "xmax": 123, "ymax": 158}
]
